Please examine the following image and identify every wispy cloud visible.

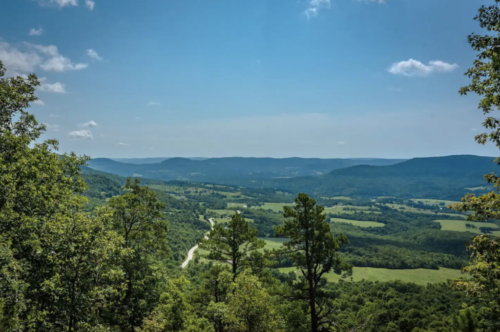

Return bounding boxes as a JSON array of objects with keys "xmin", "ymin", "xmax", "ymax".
[
  {"xmin": 68, "ymin": 129, "xmax": 93, "ymax": 140},
  {"xmin": 84, "ymin": 0, "xmax": 95, "ymax": 10},
  {"xmin": 0, "ymin": 41, "xmax": 88, "ymax": 75},
  {"xmin": 38, "ymin": 78, "xmax": 66, "ymax": 93},
  {"xmin": 86, "ymin": 48, "xmax": 102, "ymax": 61},
  {"xmin": 304, "ymin": 0, "xmax": 330, "ymax": 19},
  {"xmin": 338, "ymin": 141, "xmax": 345, "ymax": 145},
  {"xmin": 44, "ymin": 123, "xmax": 60, "ymax": 131},
  {"xmin": 78, "ymin": 120, "xmax": 98, "ymax": 128},
  {"xmin": 388, "ymin": 59, "xmax": 458, "ymax": 77},
  {"xmin": 118, "ymin": 142, "xmax": 129, "ymax": 146},
  {"xmin": 147, "ymin": 101, "xmax": 161, "ymax": 107},
  {"xmin": 29, "ymin": 28, "xmax": 44, "ymax": 36},
  {"xmin": 49, "ymin": 113, "xmax": 59, "ymax": 118},
  {"xmin": 38, "ymin": 0, "xmax": 78, "ymax": 8}
]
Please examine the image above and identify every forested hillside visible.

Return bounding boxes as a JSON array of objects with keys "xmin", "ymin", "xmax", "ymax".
[
  {"xmin": 2, "ymin": 0, "xmax": 500, "ymax": 330},
  {"xmin": 86, "ymin": 156, "xmax": 406, "ymax": 182}
]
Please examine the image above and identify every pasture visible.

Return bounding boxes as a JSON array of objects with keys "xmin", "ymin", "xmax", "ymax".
[
  {"xmin": 278, "ymin": 267, "xmax": 464, "ymax": 285},
  {"xmin": 254, "ymin": 202, "xmax": 292, "ymax": 213},
  {"xmin": 330, "ymin": 218, "xmax": 385, "ymax": 228},
  {"xmin": 411, "ymin": 199, "xmax": 459, "ymax": 207},
  {"xmin": 434, "ymin": 219, "xmax": 500, "ymax": 236}
]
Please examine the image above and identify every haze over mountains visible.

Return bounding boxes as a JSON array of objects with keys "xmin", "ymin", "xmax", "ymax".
[
  {"xmin": 87, "ymin": 157, "xmax": 407, "ymax": 181},
  {"xmin": 85, "ymin": 155, "xmax": 498, "ymax": 200}
]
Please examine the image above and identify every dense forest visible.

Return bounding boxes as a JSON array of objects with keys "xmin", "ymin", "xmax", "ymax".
[{"xmin": 2, "ymin": 1, "xmax": 500, "ymax": 331}]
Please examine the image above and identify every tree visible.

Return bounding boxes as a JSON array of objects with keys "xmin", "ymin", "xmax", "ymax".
[
  {"xmin": 450, "ymin": 1, "xmax": 500, "ymax": 331},
  {"xmin": 193, "ymin": 265, "xmax": 233, "ymax": 332},
  {"xmin": 199, "ymin": 213, "xmax": 265, "ymax": 279},
  {"xmin": 140, "ymin": 277, "xmax": 213, "ymax": 332},
  {"xmin": 0, "ymin": 61, "xmax": 127, "ymax": 332},
  {"xmin": 106, "ymin": 178, "xmax": 169, "ymax": 331},
  {"xmin": 222, "ymin": 270, "xmax": 285, "ymax": 332},
  {"xmin": 275, "ymin": 193, "xmax": 351, "ymax": 332}
]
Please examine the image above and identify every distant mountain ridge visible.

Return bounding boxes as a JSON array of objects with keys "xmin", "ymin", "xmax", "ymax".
[
  {"xmin": 86, "ymin": 157, "xmax": 407, "ymax": 183},
  {"xmin": 84, "ymin": 155, "xmax": 498, "ymax": 200},
  {"xmin": 264, "ymin": 155, "xmax": 498, "ymax": 200}
]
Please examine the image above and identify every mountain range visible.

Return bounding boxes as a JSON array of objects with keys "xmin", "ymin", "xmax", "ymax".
[{"xmin": 85, "ymin": 155, "xmax": 499, "ymax": 200}]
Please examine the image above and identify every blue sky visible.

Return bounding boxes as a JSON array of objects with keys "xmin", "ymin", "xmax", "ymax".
[{"xmin": 0, "ymin": 0, "xmax": 497, "ymax": 158}]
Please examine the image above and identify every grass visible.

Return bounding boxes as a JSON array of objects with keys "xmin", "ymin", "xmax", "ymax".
[
  {"xmin": 227, "ymin": 202, "xmax": 248, "ymax": 208},
  {"xmin": 324, "ymin": 205, "xmax": 381, "ymax": 215},
  {"xmin": 331, "ymin": 218, "xmax": 385, "ymax": 228},
  {"xmin": 278, "ymin": 267, "xmax": 465, "ymax": 285},
  {"xmin": 261, "ymin": 238, "xmax": 288, "ymax": 250},
  {"xmin": 321, "ymin": 196, "xmax": 352, "ymax": 200},
  {"xmin": 208, "ymin": 209, "xmax": 240, "ymax": 216},
  {"xmin": 434, "ymin": 219, "xmax": 500, "ymax": 236},
  {"xmin": 411, "ymin": 199, "xmax": 459, "ymax": 207},
  {"xmin": 254, "ymin": 202, "xmax": 292, "ymax": 213},
  {"xmin": 386, "ymin": 204, "xmax": 467, "ymax": 219}
]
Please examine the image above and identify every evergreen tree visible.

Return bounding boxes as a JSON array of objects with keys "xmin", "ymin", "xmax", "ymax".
[
  {"xmin": 275, "ymin": 193, "xmax": 351, "ymax": 332},
  {"xmin": 199, "ymin": 213, "xmax": 265, "ymax": 279}
]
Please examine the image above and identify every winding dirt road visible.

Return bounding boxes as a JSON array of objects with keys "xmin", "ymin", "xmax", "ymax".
[{"xmin": 181, "ymin": 218, "xmax": 214, "ymax": 268}]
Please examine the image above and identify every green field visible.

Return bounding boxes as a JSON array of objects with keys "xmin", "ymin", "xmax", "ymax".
[
  {"xmin": 261, "ymin": 238, "xmax": 288, "ymax": 250},
  {"xmin": 254, "ymin": 202, "xmax": 292, "ymax": 213},
  {"xmin": 331, "ymin": 218, "xmax": 385, "ymax": 228},
  {"xmin": 411, "ymin": 199, "xmax": 459, "ymax": 206},
  {"xmin": 324, "ymin": 205, "xmax": 381, "ymax": 215},
  {"xmin": 434, "ymin": 219, "xmax": 500, "ymax": 236},
  {"xmin": 386, "ymin": 204, "xmax": 466, "ymax": 219},
  {"xmin": 208, "ymin": 209, "xmax": 240, "ymax": 216},
  {"xmin": 278, "ymin": 267, "xmax": 465, "ymax": 285},
  {"xmin": 321, "ymin": 196, "xmax": 352, "ymax": 200},
  {"xmin": 227, "ymin": 202, "xmax": 248, "ymax": 208}
]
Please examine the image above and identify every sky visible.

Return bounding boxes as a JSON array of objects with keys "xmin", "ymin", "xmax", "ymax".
[{"xmin": 0, "ymin": 0, "xmax": 498, "ymax": 159}]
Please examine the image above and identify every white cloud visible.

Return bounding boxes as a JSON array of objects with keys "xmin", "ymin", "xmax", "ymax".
[
  {"xmin": 84, "ymin": 0, "xmax": 95, "ymax": 10},
  {"xmin": 40, "ymin": 55, "xmax": 88, "ymax": 72},
  {"xmin": 0, "ymin": 41, "xmax": 88, "ymax": 75},
  {"xmin": 44, "ymin": 123, "xmax": 60, "ymax": 131},
  {"xmin": 338, "ymin": 141, "xmax": 345, "ymax": 145},
  {"xmin": 147, "ymin": 101, "xmax": 161, "ymax": 106},
  {"xmin": 148, "ymin": 147, "xmax": 154, "ymax": 151},
  {"xmin": 38, "ymin": 0, "xmax": 78, "ymax": 8},
  {"xmin": 29, "ymin": 28, "xmax": 44, "ymax": 36},
  {"xmin": 118, "ymin": 142, "xmax": 129, "ymax": 146},
  {"xmin": 0, "ymin": 41, "xmax": 42, "ymax": 73},
  {"xmin": 86, "ymin": 48, "xmax": 102, "ymax": 61},
  {"xmin": 68, "ymin": 129, "xmax": 93, "ymax": 139},
  {"xmin": 388, "ymin": 59, "xmax": 458, "ymax": 77},
  {"xmin": 33, "ymin": 99, "xmax": 45, "ymax": 105},
  {"xmin": 38, "ymin": 79, "xmax": 66, "ymax": 93},
  {"xmin": 29, "ymin": 43, "xmax": 88, "ymax": 72},
  {"xmin": 79, "ymin": 120, "xmax": 98, "ymax": 128},
  {"xmin": 471, "ymin": 128, "xmax": 477, "ymax": 131},
  {"xmin": 304, "ymin": 0, "xmax": 330, "ymax": 19}
]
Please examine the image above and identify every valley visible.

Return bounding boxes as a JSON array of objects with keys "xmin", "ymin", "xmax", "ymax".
[{"xmin": 81, "ymin": 159, "xmax": 500, "ymax": 284}]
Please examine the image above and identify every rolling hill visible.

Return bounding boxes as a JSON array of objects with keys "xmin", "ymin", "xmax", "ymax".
[
  {"xmin": 86, "ymin": 157, "xmax": 406, "ymax": 183},
  {"xmin": 265, "ymin": 155, "xmax": 498, "ymax": 199}
]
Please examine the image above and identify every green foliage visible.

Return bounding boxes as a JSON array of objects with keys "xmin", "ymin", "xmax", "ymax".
[
  {"xmin": 106, "ymin": 178, "xmax": 169, "ymax": 331},
  {"xmin": 140, "ymin": 276, "xmax": 213, "ymax": 332},
  {"xmin": 0, "ymin": 61, "xmax": 127, "ymax": 332},
  {"xmin": 199, "ymin": 213, "xmax": 265, "ymax": 278},
  {"xmin": 220, "ymin": 270, "xmax": 285, "ymax": 332},
  {"xmin": 276, "ymin": 193, "xmax": 351, "ymax": 332}
]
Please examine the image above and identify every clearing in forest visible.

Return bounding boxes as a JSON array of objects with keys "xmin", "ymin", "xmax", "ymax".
[{"xmin": 330, "ymin": 218, "xmax": 385, "ymax": 228}]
